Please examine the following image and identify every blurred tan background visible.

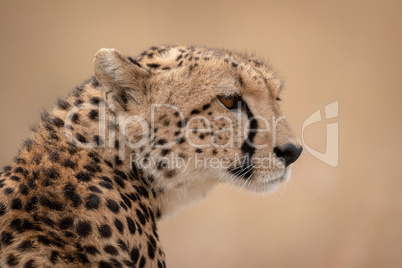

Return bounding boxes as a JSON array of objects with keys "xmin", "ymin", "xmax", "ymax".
[{"xmin": 0, "ymin": 1, "xmax": 401, "ymax": 267}]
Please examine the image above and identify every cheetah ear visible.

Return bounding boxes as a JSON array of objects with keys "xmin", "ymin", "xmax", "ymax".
[{"xmin": 93, "ymin": 48, "xmax": 150, "ymax": 108}]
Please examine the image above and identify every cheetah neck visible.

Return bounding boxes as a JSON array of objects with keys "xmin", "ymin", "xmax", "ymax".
[{"xmin": 12, "ymin": 78, "xmax": 218, "ymax": 223}]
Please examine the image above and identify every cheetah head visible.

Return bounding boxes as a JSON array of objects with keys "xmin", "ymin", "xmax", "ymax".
[{"xmin": 93, "ymin": 46, "xmax": 302, "ymax": 201}]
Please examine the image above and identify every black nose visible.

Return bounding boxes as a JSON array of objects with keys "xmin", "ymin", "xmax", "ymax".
[{"xmin": 274, "ymin": 144, "xmax": 303, "ymax": 167}]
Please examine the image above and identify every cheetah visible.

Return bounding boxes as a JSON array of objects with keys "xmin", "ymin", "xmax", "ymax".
[{"xmin": 0, "ymin": 45, "xmax": 302, "ymax": 267}]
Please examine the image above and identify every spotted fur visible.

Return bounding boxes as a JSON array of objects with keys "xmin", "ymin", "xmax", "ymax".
[{"xmin": 0, "ymin": 45, "xmax": 301, "ymax": 267}]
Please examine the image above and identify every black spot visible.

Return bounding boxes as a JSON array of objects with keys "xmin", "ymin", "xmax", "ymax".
[
  {"xmin": 52, "ymin": 117, "xmax": 64, "ymax": 128},
  {"xmin": 104, "ymin": 245, "xmax": 119, "ymax": 256},
  {"xmin": 114, "ymin": 218, "xmax": 124, "ymax": 234},
  {"xmin": 99, "ymin": 177, "xmax": 113, "ymax": 189},
  {"xmin": 34, "ymin": 215, "xmax": 55, "ymax": 228},
  {"xmin": 120, "ymin": 194, "xmax": 132, "ymax": 209},
  {"xmin": 191, "ymin": 109, "xmax": 200, "ymax": 115},
  {"xmin": 91, "ymin": 76, "xmax": 100, "ymax": 87},
  {"xmin": 114, "ymin": 170, "xmax": 128, "ymax": 180},
  {"xmin": 76, "ymin": 171, "xmax": 93, "ymax": 182},
  {"xmin": 76, "ymin": 221, "xmax": 92, "ymax": 237},
  {"xmin": 43, "ymin": 167, "xmax": 59, "ymax": 179},
  {"xmin": 135, "ymin": 186, "xmax": 149, "ymax": 199},
  {"xmin": 156, "ymin": 139, "xmax": 167, "ymax": 146},
  {"xmin": 10, "ymin": 175, "xmax": 21, "ymax": 181},
  {"xmin": 113, "ymin": 176, "xmax": 125, "ymax": 188},
  {"xmin": 165, "ymin": 170, "xmax": 176, "ymax": 178},
  {"xmin": 11, "ymin": 198, "xmax": 22, "ymax": 210},
  {"xmin": 57, "ymin": 99, "xmax": 70, "ymax": 110},
  {"xmin": 85, "ymin": 245, "xmax": 100, "ymax": 255},
  {"xmin": 147, "ymin": 63, "xmax": 160, "ymax": 68},
  {"xmin": 0, "ymin": 202, "xmax": 6, "ymax": 216},
  {"xmin": 88, "ymin": 110, "xmax": 99, "ymax": 120},
  {"xmin": 98, "ymin": 224, "xmax": 112, "ymax": 238},
  {"xmin": 239, "ymin": 76, "xmax": 244, "ymax": 86},
  {"xmin": 117, "ymin": 239, "xmax": 128, "ymax": 252},
  {"xmin": 18, "ymin": 240, "xmax": 34, "ymax": 251},
  {"xmin": 7, "ymin": 254, "xmax": 19, "ymax": 266},
  {"xmin": 177, "ymin": 119, "xmax": 186, "ymax": 128},
  {"xmin": 128, "ymin": 57, "xmax": 141, "ymax": 67},
  {"xmin": 176, "ymin": 137, "xmax": 185, "ymax": 144},
  {"xmin": 195, "ymin": 148, "xmax": 203, "ymax": 154},
  {"xmin": 24, "ymin": 260, "xmax": 35, "ymax": 268},
  {"xmin": 77, "ymin": 253, "xmax": 89, "ymax": 264},
  {"xmin": 64, "ymin": 184, "xmax": 83, "ymax": 207},
  {"xmin": 3, "ymin": 187, "xmax": 14, "ymax": 195},
  {"xmin": 156, "ymin": 208, "xmax": 162, "ymax": 219},
  {"xmin": 90, "ymin": 97, "xmax": 101, "ymax": 105},
  {"xmin": 85, "ymin": 194, "xmax": 100, "ymax": 209},
  {"xmin": 63, "ymin": 159, "xmax": 77, "ymax": 169},
  {"xmin": 177, "ymin": 60, "xmax": 183, "ymax": 67},
  {"xmin": 104, "ymin": 160, "xmax": 113, "ymax": 168},
  {"xmin": 212, "ymin": 149, "xmax": 218, "ymax": 155},
  {"xmin": 231, "ymin": 62, "xmax": 238, "ymax": 68},
  {"xmin": 27, "ymin": 178, "xmax": 36, "ymax": 189},
  {"xmin": 202, "ymin": 103, "xmax": 210, "ymax": 110},
  {"xmin": 127, "ymin": 193, "xmax": 138, "ymax": 202},
  {"xmin": 106, "ymin": 199, "xmax": 120, "ymax": 213},
  {"xmin": 148, "ymin": 240, "xmax": 156, "ymax": 259},
  {"xmin": 48, "ymin": 151, "xmax": 60, "ymax": 162},
  {"xmin": 161, "ymin": 149, "xmax": 171, "ymax": 156},
  {"xmin": 39, "ymin": 196, "xmax": 64, "ymax": 211},
  {"xmin": 10, "ymin": 218, "xmax": 37, "ymax": 232},
  {"xmin": 110, "ymin": 259, "xmax": 123, "ymax": 268},
  {"xmin": 130, "ymin": 248, "xmax": 140, "ymax": 264},
  {"xmin": 88, "ymin": 186, "xmax": 102, "ymax": 193},
  {"xmin": 88, "ymin": 152, "xmax": 101, "ymax": 162},
  {"xmin": 136, "ymin": 209, "xmax": 146, "ymax": 225},
  {"xmin": 74, "ymin": 99, "xmax": 84, "ymax": 106},
  {"xmin": 176, "ymin": 54, "xmax": 183, "ymax": 61},
  {"xmin": 1, "ymin": 232, "xmax": 14, "ymax": 245},
  {"xmin": 126, "ymin": 217, "xmax": 136, "ymax": 234},
  {"xmin": 71, "ymin": 113, "xmax": 80, "ymax": 124},
  {"xmin": 63, "ymin": 231, "xmax": 75, "ymax": 238},
  {"xmin": 84, "ymin": 163, "xmax": 101, "ymax": 173},
  {"xmin": 115, "ymin": 155, "xmax": 123, "ymax": 166},
  {"xmin": 50, "ymin": 251, "xmax": 60, "ymax": 264},
  {"xmin": 139, "ymin": 256, "xmax": 146, "ymax": 268},
  {"xmin": 76, "ymin": 133, "xmax": 87, "ymax": 143},
  {"xmin": 68, "ymin": 145, "xmax": 78, "ymax": 155},
  {"xmin": 59, "ymin": 217, "xmax": 74, "ymax": 230},
  {"xmin": 25, "ymin": 197, "xmax": 38, "ymax": 212},
  {"xmin": 158, "ymin": 260, "xmax": 164, "ymax": 268},
  {"xmin": 19, "ymin": 184, "xmax": 29, "ymax": 195},
  {"xmin": 99, "ymin": 261, "xmax": 113, "ymax": 268}
]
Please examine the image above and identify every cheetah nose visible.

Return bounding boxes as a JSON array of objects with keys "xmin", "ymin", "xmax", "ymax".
[{"xmin": 273, "ymin": 144, "xmax": 303, "ymax": 167}]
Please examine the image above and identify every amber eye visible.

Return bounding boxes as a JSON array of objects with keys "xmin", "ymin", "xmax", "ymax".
[{"xmin": 218, "ymin": 95, "xmax": 240, "ymax": 110}]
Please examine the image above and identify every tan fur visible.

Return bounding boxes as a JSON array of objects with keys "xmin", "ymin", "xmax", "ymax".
[{"xmin": 0, "ymin": 45, "xmax": 301, "ymax": 267}]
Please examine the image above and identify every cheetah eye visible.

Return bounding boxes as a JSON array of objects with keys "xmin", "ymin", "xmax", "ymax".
[{"xmin": 218, "ymin": 95, "xmax": 239, "ymax": 110}]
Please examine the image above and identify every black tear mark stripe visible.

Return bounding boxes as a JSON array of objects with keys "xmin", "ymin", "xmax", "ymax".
[{"xmin": 229, "ymin": 100, "xmax": 258, "ymax": 178}]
